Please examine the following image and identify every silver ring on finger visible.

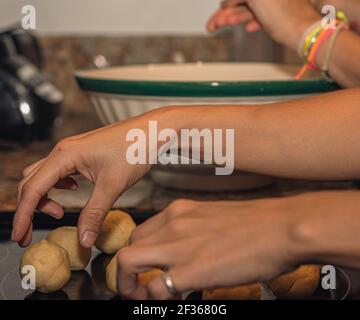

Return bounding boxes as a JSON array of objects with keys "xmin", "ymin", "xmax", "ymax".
[{"xmin": 162, "ymin": 272, "xmax": 178, "ymax": 296}]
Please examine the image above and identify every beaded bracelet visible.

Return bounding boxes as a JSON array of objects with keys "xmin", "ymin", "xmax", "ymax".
[{"xmin": 295, "ymin": 11, "xmax": 349, "ymax": 81}]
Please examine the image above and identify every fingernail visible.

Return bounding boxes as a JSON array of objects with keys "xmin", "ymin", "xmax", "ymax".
[{"xmin": 81, "ymin": 230, "xmax": 97, "ymax": 248}]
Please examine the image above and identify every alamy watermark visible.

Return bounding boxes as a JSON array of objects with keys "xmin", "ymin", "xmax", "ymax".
[
  {"xmin": 126, "ymin": 121, "xmax": 235, "ymax": 176},
  {"xmin": 20, "ymin": 264, "xmax": 338, "ymax": 292},
  {"xmin": 21, "ymin": 5, "xmax": 36, "ymax": 30}
]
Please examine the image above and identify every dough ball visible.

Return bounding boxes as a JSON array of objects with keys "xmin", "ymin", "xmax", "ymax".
[
  {"xmin": 47, "ymin": 227, "xmax": 92, "ymax": 271},
  {"xmin": 105, "ymin": 254, "xmax": 118, "ymax": 294},
  {"xmin": 106, "ymin": 253, "xmax": 163, "ymax": 295},
  {"xmin": 203, "ymin": 283, "xmax": 261, "ymax": 300},
  {"xmin": 95, "ymin": 210, "xmax": 136, "ymax": 255},
  {"xmin": 266, "ymin": 265, "xmax": 320, "ymax": 299},
  {"xmin": 138, "ymin": 269, "xmax": 164, "ymax": 287},
  {"xmin": 20, "ymin": 240, "xmax": 71, "ymax": 293}
]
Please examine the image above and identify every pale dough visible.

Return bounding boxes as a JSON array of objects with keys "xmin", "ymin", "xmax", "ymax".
[
  {"xmin": 203, "ymin": 283, "xmax": 261, "ymax": 300},
  {"xmin": 20, "ymin": 240, "xmax": 71, "ymax": 293},
  {"xmin": 95, "ymin": 210, "xmax": 136, "ymax": 254},
  {"xmin": 203, "ymin": 265, "xmax": 320, "ymax": 300},
  {"xmin": 47, "ymin": 226, "xmax": 91, "ymax": 271},
  {"xmin": 265, "ymin": 265, "xmax": 320, "ymax": 299},
  {"xmin": 106, "ymin": 253, "xmax": 163, "ymax": 295}
]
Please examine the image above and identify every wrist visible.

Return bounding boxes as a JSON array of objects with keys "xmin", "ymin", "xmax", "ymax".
[
  {"xmin": 285, "ymin": 191, "xmax": 360, "ymax": 267},
  {"xmin": 289, "ymin": 14, "xmax": 323, "ymax": 52},
  {"xmin": 282, "ymin": 193, "xmax": 325, "ymax": 266}
]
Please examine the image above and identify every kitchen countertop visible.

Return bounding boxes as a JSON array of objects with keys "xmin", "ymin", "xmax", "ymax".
[{"xmin": 3, "ymin": 138, "xmax": 360, "ymax": 299}]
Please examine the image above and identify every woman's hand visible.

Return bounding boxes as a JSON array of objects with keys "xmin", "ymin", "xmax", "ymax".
[
  {"xmin": 207, "ymin": 0, "xmax": 322, "ymax": 51},
  {"xmin": 115, "ymin": 190, "xmax": 360, "ymax": 300},
  {"xmin": 207, "ymin": 1, "xmax": 261, "ymax": 34},
  {"xmin": 116, "ymin": 197, "xmax": 302, "ymax": 300},
  {"xmin": 12, "ymin": 108, "xmax": 179, "ymax": 248}
]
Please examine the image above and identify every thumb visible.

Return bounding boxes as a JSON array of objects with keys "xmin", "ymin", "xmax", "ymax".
[{"xmin": 78, "ymin": 175, "xmax": 121, "ymax": 248}]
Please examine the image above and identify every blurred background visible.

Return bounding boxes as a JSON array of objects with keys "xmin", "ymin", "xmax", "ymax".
[
  {"xmin": 0, "ymin": 0, "xmax": 292, "ymax": 139},
  {"xmin": 0, "ymin": 0, "xmax": 331, "ymax": 213}
]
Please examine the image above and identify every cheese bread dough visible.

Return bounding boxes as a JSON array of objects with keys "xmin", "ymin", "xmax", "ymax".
[
  {"xmin": 20, "ymin": 240, "xmax": 71, "ymax": 293},
  {"xmin": 95, "ymin": 210, "xmax": 136, "ymax": 254},
  {"xmin": 266, "ymin": 265, "xmax": 320, "ymax": 299},
  {"xmin": 203, "ymin": 265, "xmax": 320, "ymax": 300},
  {"xmin": 106, "ymin": 253, "xmax": 163, "ymax": 295},
  {"xmin": 47, "ymin": 227, "xmax": 91, "ymax": 271},
  {"xmin": 203, "ymin": 283, "xmax": 261, "ymax": 300}
]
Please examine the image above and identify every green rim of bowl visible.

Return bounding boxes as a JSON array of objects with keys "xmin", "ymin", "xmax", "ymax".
[{"xmin": 75, "ymin": 72, "xmax": 339, "ymax": 98}]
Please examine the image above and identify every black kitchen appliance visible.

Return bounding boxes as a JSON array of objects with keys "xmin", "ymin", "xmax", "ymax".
[{"xmin": 0, "ymin": 26, "xmax": 63, "ymax": 147}]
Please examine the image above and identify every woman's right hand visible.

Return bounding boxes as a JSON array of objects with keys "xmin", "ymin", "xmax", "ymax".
[{"xmin": 12, "ymin": 108, "xmax": 177, "ymax": 249}]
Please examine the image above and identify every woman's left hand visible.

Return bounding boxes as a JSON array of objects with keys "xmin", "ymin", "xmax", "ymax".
[
  {"xmin": 207, "ymin": 0, "xmax": 261, "ymax": 34},
  {"xmin": 115, "ymin": 197, "xmax": 303, "ymax": 300}
]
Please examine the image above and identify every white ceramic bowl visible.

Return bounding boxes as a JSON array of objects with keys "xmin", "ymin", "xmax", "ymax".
[{"xmin": 76, "ymin": 63, "xmax": 338, "ymax": 191}]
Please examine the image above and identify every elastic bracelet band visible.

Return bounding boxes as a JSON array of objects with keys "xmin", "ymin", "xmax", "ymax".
[
  {"xmin": 307, "ymin": 28, "xmax": 334, "ymax": 69},
  {"xmin": 295, "ymin": 28, "xmax": 335, "ymax": 80},
  {"xmin": 296, "ymin": 11, "xmax": 349, "ymax": 81},
  {"xmin": 322, "ymin": 22, "xmax": 349, "ymax": 82},
  {"xmin": 297, "ymin": 20, "xmax": 323, "ymax": 58},
  {"xmin": 303, "ymin": 26, "xmax": 323, "ymax": 59}
]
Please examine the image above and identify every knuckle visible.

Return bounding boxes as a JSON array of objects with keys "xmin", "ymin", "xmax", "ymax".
[
  {"xmin": 22, "ymin": 166, "xmax": 32, "ymax": 178},
  {"xmin": 167, "ymin": 219, "xmax": 186, "ymax": 233},
  {"xmin": 55, "ymin": 138, "xmax": 75, "ymax": 152},
  {"xmin": 21, "ymin": 181, "xmax": 40, "ymax": 199},
  {"xmin": 117, "ymin": 247, "xmax": 133, "ymax": 270},
  {"xmin": 166, "ymin": 199, "xmax": 198, "ymax": 219},
  {"xmin": 83, "ymin": 208, "xmax": 107, "ymax": 227},
  {"xmin": 129, "ymin": 228, "xmax": 140, "ymax": 244}
]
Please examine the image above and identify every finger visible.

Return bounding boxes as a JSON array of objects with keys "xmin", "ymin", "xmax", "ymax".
[
  {"xmin": 77, "ymin": 174, "xmax": 122, "ymax": 248},
  {"xmin": 147, "ymin": 265, "xmax": 196, "ymax": 300},
  {"xmin": 13, "ymin": 155, "xmax": 75, "ymax": 243},
  {"xmin": 17, "ymin": 160, "xmax": 47, "ymax": 206},
  {"xmin": 130, "ymin": 211, "xmax": 167, "ymax": 244},
  {"xmin": 130, "ymin": 199, "xmax": 197, "ymax": 244},
  {"xmin": 37, "ymin": 197, "xmax": 64, "ymax": 220},
  {"xmin": 117, "ymin": 245, "xmax": 176, "ymax": 300},
  {"xmin": 210, "ymin": 6, "xmax": 252, "ymax": 31},
  {"xmin": 54, "ymin": 177, "xmax": 79, "ymax": 190},
  {"xmin": 207, "ymin": 9, "xmax": 223, "ymax": 32},
  {"xmin": 246, "ymin": 19, "xmax": 262, "ymax": 32},
  {"xmin": 18, "ymin": 223, "xmax": 33, "ymax": 247},
  {"xmin": 22, "ymin": 158, "xmax": 46, "ymax": 178},
  {"xmin": 227, "ymin": 8, "xmax": 255, "ymax": 25}
]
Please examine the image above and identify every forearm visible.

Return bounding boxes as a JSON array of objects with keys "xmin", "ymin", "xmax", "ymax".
[
  {"xmin": 290, "ymin": 191, "xmax": 360, "ymax": 269},
  {"xmin": 162, "ymin": 88, "xmax": 360, "ymax": 180}
]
